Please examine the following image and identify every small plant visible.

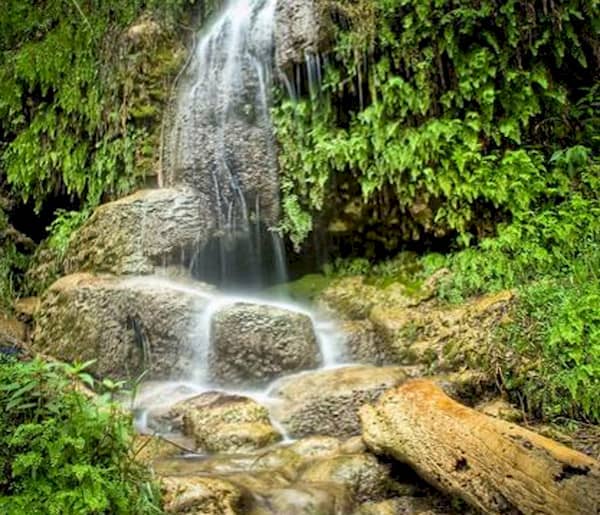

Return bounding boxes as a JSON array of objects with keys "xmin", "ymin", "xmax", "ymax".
[
  {"xmin": 0, "ymin": 357, "xmax": 163, "ymax": 514},
  {"xmin": 498, "ymin": 278, "xmax": 600, "ymax": 423},
  {"xmin": 46, "ymin": 208, "xmax": 91, "ymax": 257}
]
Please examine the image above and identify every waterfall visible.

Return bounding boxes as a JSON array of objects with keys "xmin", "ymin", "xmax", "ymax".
[
  {"xmin": 132, "ymin": 1, "xmax": 351, "ymax": 434},
  {"xmin": 166, "ymin": 0, "xmax": 285, "ymax": 288}
]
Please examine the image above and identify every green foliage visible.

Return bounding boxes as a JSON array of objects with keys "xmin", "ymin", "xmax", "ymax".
[
  {"xmin": 436, "ymin": 147, "xmax": 599, "ymax": 301},
  {"xmin": 499, "ymin": 278, "xmax": 600, "ymax": 423},
  {"xmin": 0, "ymin": 357, "xmax": 162, "ymax": 514},
  {"xmin": 46, "ymin": 208, "xmax": 91, "ymax": 257},
  {"xmin": 0, "ymin": 0, "xmax": 191, "ymax": 211},
  {"xmin": 274, "ymin": 0, "xmax": 600, "ymax": 247}
]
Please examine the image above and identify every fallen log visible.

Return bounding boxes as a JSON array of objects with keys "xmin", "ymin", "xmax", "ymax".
[{"xmin": 360, "ymin": 379, "xmax": 600, "ymax": 515}]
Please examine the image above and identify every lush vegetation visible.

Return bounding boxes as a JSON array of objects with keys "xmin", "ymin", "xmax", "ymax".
[
  {"xmin": 326, "ymin": 146, "xmax": 599, "ymax": 422},
  {"xmin": 433, "ymin": 156, "xmax": 599, "ymax": 422},
  {"xmin": 0, "ymin": 0, "xmax": 190, "ymax": 209},
  {"xmin": 274, "ymin": 0, "xmax": 600, "ymax": 424},
  {"xmin": 0, "ymin": 0, "xmax": 202, "ymax": 306},
  {"xmin": 274, "ymin": 0, "xmax": 599, "ymax": 250},
  {"xmin": 0, "ymin": 2, "xmax": 597, "ymax": 494},
  {"xmin": 0, "ymin": 356, "xmax": 161, "ymax": 514}
]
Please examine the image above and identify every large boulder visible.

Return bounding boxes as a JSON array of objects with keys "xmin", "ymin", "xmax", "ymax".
[
  {"xmin": 209, "ymin": 302, "xmax": 322, "ymax": 386},
  {"xmin": 64, "ymin": 188, "xmax": 214, "ymax": 276},
  {"xmin": 318, "ymin": 276, "xmax": 514, "ymax": 375},
  {"xmin": 369, "ymin": 290, "xmax": 515, "ymax": 371},
  {"xmin": 161, "ymin": 476, "xmax": 245, "ymax": 514},
  {"xmin": 269, "ymin": 365, "xmax": 409, "ymax": 438},
  {"xmin": 33, "ymin": 273, "xmax": 212, "ymax": 380},
  {"xmin": 172, "ymin": 391, "xmax": 282, "ymax": 453},
  {"xmin": 298, "ymin": 453, "xmax": 392, "ymax": 502}
]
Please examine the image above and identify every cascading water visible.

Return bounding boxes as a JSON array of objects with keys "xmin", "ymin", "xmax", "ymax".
[{"xmin": 165, "ymin": 0, "xmax": 285, "ymax": 289}]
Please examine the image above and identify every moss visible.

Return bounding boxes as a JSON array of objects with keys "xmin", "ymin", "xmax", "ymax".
[
  {"xmin": 267, "ymin": 274, "xmax": 333, "ymax": 303},
  {"xmin": 129, "ymin": 104, "xmax": 160, "ymax": 121}
]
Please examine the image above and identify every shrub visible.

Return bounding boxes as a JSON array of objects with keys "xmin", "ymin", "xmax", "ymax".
[
  {"xmin": 498, "ymin": 278, "xmax": 600, "ymax": 423},
  {"xmin": 0, "ymin": 357, "xmax": 162, "ymax": 514}
]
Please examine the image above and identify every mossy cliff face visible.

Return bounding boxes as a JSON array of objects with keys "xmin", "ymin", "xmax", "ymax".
[
  {"xmin": 273, "ymin": 0, "xmax": 600, "ymax": 255},
  {"xmin": 119, "ymin": 16, "xmax": 189, "ymax": 182},
  {"xmin": 318, "ymin": 274, "xmax": 514, "ymax": 380},
  {"xmin": 0, "ymin": 1, "xmax": 203, "ymax": 305}
]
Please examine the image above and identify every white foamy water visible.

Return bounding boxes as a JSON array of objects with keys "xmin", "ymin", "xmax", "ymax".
[
  {"xmin": 131, "ymin": 0, "xmax": 350, "ymax": 434},
  {"xmin": 165, "ymin": 0, "xmax": 284, "ymax": 287},
  {"xmin": 131, "ymin": 287, "xmax": 350, "ymax": 436}
]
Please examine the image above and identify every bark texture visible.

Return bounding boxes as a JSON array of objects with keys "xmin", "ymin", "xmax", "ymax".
[{"xmin": 360, "ymin": 379, "xmax": 600, "ymax": 515}]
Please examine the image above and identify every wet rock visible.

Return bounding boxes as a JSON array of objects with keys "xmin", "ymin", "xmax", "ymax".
[
  {"xmin": 161, "ymin": 476, "xmax": 246, "ymax": 514},
  {"xmin": 173, "ymin": 391, "xmax": 282, "ymax": 453},
  {"xmin": 64, "ymin": 188, "xmax": 214, "ymax": 276},
  {"xmin": 289, "ymin": 436, "xmax": 342, "ymax": 459},
  {"xmin": 221, "ymin": 470, "xmax": 353, "ymax": 515},
  {"xmin": 209, "ymin": 302, "xmax": 322, "ymax": 386},
  {"xmin": 202, "ymin": 423, "xmax": 282, "ymax": 454},
  {"xmin": 249, "ymin": 482, "xmax": 352, "ymax": 515},
  {"xmin": 135, "ymin": 382, "xmax": 203, "ymax": 434},
  {"xmin": 274, "ymin": 0, "xmax": 331, "ymax": 70},
  {"xmin": 299, "ymin": 453, "xmax": 391, "ymax": 502},
  {"xmin": 165, "ymin": 116, "xmax": 281, "ymax": 231},
  {"xmin": 341, "ymin": 320, "xmax": 388, "ymax": 365},
  {"xmin": 133, "ymin": 435, "xmax": 187, "ymax": 465},
  {"xmin": 154, "ymin": 454, "xmax": 271, "ymax": 478},
  {"xmin": 250, "ymin": 446, "xmax": 304, "ymax": 476},
  {"xmin": 270, "ymin": 365, "xmax": 408, "ymax": 438},
  {"xmin": 32, "ymin": 273, "xmax": 212, "ymax": 380},
  {"xmin": 153, "ymin": 436, "xmax": 411, "ymax": 514}
]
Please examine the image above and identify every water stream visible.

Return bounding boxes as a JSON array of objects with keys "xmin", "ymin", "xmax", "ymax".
[
  {"xmin": 134, "ymin": 0, "xmax": 348, "ymax": 436},
  {"xmin": 166, "ymin": 0, "xmax": 285, "ymax": 288}
]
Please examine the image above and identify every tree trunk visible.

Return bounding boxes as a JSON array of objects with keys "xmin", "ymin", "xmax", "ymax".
[{"xmin": 360, "ymin": 379, "xmax": 600, "ymax": 515}]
